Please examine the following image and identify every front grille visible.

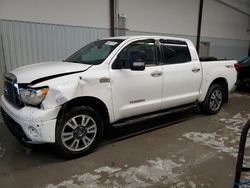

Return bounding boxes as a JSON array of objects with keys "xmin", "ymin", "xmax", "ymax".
[{"xmin": 3, "ymin": 73, "xmax": 23, "ymax": 108}]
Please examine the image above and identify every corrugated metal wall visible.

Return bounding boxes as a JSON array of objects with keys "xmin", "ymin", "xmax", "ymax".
[{"xmin": 0, "ymin": 19, "xmax": 110, "ymax": 72}]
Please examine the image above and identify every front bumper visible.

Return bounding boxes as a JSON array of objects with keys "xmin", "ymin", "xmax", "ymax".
[{"xmin": 1, "ymin": 95, "xmax": 61, "ymax": 144}]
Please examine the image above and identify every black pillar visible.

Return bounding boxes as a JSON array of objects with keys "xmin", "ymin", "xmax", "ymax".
[
  {"xmin": 248, "ymin": 42, "xmax": 250, "ymax": 56},
  {"xmin": 196, "ymin": 0, "xmax": 204, "ymax": 55},
  {"xmin": 110, "ymin": 0, "xmax": 115, "ymax": 37}
]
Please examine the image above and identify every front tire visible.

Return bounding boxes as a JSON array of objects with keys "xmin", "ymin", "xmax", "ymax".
[
  {"xmin": 55, "ymin": 106, "xmax": 104, "ymax": 158},
  {"xmin": 201, "ymin": 84, "xmax": 224, "ymax": 115}
]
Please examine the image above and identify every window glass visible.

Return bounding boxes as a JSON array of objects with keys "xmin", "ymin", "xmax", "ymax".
[
  {"xmin": 117, "ymin": 40, "xmax": 156, "ymax": 68},
  {"xmin": 241, "ymin": 57, "xmax": 250, "ymax": 65},
  {"xmin": 80, "ymin": 45, "xmax": 111, "ymax": 62},
  {"xmin": 161, "ymin": 42, "xmax": 191, "ymax": 64},
  {"xmin": 65, "ymin": 39, "xmax": 123, "ymax": 65}
]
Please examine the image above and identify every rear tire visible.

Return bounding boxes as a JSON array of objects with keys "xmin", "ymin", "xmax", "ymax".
[
  {"xmin": 201, "ymin": 84, "xmax": 224, "ymax": 115},
  {"xmin": 55, "ymin": 106, "xmax": 104, "ymax": 158}
]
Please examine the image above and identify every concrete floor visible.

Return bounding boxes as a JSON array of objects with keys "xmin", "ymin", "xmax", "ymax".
[{"xmin": 0, "ymin": 92, "xmax": 250, "ymax": 188}]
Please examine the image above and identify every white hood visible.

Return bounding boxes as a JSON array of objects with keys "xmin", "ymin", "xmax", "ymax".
[{"xmin": 10, "ymin": 61, "xmax": 92, "ymax": 83}]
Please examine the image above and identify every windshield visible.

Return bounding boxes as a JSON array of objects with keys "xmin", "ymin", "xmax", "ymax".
[{"xmin": 65, "ymin": 39, "xmax": 123, "ymax": 65}]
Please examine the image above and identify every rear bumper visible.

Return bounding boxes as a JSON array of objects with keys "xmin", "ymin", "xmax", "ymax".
[{"xmin": 1, "ymin": 95, "xmax": 60, "ymax": 144}]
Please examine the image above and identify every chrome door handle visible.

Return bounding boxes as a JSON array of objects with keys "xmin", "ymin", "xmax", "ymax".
[
  {"xmin": 192, "ymin": 67, "xmax": 201, "ymax": 73},
  {"xmin": 151, "ymin": 71, "xmax": 163, "ymax": 77}
]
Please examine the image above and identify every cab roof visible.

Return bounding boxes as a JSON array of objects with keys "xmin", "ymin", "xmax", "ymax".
[{"xmin": 103, "ymin": 35, "xmax": 190, "ymax": 42}]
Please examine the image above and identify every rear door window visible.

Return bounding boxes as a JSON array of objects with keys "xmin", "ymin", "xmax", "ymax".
[{"xmin": 160, "ymin": 39, "xmax": 191, "ymax": 64}]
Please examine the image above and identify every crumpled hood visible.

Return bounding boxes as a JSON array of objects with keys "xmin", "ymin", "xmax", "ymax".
[{"xmin": 10, "ymin": 61, "xmax": 91, "ymax": 84}]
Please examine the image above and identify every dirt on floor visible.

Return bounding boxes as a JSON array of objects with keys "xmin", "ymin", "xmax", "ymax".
[{"xmin": 0, "ymin": 91, "xmax": 250, "ymax": 188}]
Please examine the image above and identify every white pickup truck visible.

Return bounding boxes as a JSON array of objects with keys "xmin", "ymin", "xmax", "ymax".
[{"xmin": 1, "ymin": 36, "xmax": 237, "ymax": 157}]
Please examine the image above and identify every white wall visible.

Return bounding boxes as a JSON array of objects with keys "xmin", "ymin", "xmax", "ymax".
[
  {"xmin": 119, "ymin": 0, "xmax": 249, "ymax": 60},
  {"xmin": 0, "ymin": 0, "xmax": 110, "ymax": 28},
  {"xmin": 1, "ymin": 0, "xmax": 249, "ymax": 41},
  {"xmin": 221, "ymin": 0, "xmax": 250, "ymax": 16},
  {"xmin": 202, "ymin": 0, "xmax": 250, "ymax": 40},
  {"xmin": 119, "ymin": 0, "xmax": 250, "ymax": 41},
  {"xmin": 119, "ymin": 0, "xmax": 200, "ymax": 36}
]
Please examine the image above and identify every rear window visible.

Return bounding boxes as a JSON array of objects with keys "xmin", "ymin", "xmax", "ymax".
[{"xmin": 160, "ymin": 39, "xmax": 191, "ymax": 64}]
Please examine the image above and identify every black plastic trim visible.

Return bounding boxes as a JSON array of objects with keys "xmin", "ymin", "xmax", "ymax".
[
  {"xmin": 1, "ymin": 108, "xmax": 32, "ymax": 146},
  {"xmin": 112, "ymin": 102, "xmax": 198, "ymax": 128},
  {"xmin": 159, "ymin": 39, "xmax": 187, "ymax": 45}
]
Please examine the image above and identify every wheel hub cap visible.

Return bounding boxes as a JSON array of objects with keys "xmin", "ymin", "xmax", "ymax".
[{"xmin": 73, "ymin": 126, "xmax": 86, "ymax": 139}]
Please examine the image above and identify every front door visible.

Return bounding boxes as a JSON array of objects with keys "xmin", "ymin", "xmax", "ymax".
[{"xmin": 110, "ymin": 39, "xmax": 163, "ymax": 121}]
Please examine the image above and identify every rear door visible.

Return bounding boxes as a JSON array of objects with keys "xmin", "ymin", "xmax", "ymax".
[
  {"xmin": 160, "ymin": 39, "xmax": 202, "ymax": 109},
  {"xmin": 110, "ymin": 39, "xmax": 163, "ymax": 121}
]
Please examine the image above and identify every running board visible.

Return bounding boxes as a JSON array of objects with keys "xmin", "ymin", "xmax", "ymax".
[{"xmin": 111, "ymin": 103, "xmax": 199, "ymax": 128}]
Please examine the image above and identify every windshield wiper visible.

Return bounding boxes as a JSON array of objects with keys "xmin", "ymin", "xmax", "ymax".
[{"xmin": 64, "ymin": 60, "xmax": 86, "ymax": 63}]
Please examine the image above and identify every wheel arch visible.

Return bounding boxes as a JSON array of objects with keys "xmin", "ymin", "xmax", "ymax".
[
  {"xmin": 57, "ymin": 96, "xmax": 110, "ymax": 127},
  {"xmin": 209, "ymin": 77, "xmax": 229, "ymax": 103}
]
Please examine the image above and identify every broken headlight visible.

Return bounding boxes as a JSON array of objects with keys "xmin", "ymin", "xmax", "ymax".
[{"xmin": 20, "ymin": 87, "xmax": 49, "ymax": 106}]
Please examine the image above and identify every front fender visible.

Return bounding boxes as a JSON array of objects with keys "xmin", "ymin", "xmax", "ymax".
[{"xmin": 34, "ymin": 71, "xmax": 115, "ymax": 122}]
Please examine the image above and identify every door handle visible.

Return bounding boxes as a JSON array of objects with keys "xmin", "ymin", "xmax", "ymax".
[
  {"xmin": 151, "ymin": 71, "xmax": 162, "ymax": 77},
  {"xmin": 192, "ymin": 67, "xmax": 201, "ymax": 73}
]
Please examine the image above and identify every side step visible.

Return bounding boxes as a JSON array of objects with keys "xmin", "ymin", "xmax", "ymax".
[{"xmin": 111, "ymin": 102, "xmax": 199, "ymax": 128}]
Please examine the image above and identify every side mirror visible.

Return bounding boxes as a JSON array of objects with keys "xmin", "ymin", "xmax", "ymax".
[{"xmin": 130, "ymin": 50, "xmax": 146, "ymax": 71}]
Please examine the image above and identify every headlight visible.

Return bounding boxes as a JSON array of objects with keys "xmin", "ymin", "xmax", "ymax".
[{"xmin": 20, "ymin": 87, "xmax": 49, "ymax": 106}]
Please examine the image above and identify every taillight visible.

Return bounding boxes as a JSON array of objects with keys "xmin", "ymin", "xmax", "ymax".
[{"xmin": 234, "ymin": 63, "xmax": 240, "ymax": 72}]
